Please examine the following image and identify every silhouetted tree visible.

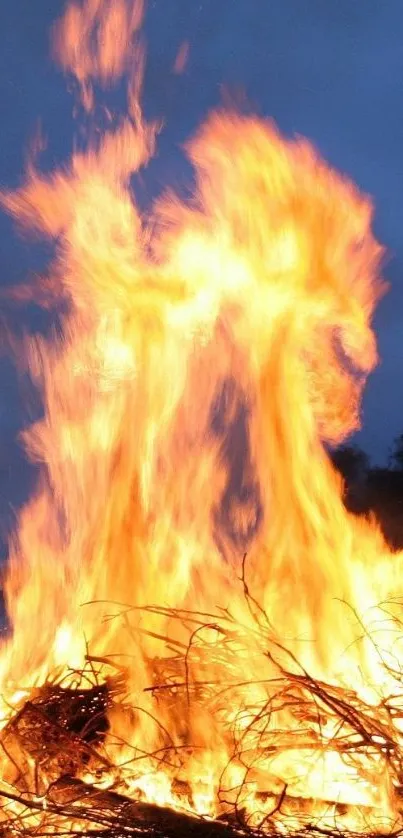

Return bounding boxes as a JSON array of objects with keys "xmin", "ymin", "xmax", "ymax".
[
  {"xmin": 330, "ymin": 438, "xmax": 403, "ymax": 550},
  {"xmin": 389, "ymin": 433, "xmax": 403, "ymax": 471},
  {"xmin": 331, "ymin": 444, "xmax": 370, "ymax": 484}
]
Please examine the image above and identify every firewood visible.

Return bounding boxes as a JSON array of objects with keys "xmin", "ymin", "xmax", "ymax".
[{"xmin": 47, "ymin": 775, "xmax": 253, "ymax": 838}]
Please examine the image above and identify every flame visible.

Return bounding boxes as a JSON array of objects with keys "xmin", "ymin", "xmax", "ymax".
[{"xmin": 1, "ymin": 0, "xmax": 403, "ymax": 833}]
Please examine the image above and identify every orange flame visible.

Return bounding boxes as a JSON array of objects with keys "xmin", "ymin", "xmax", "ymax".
[{"xmin": 0, "ymin": 0, "xmax": 402, "ymax": 832}]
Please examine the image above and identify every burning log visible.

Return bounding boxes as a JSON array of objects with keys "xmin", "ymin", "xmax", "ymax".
[
  {"xmin": 1, "ymin": 771, "xmax": 398, "ymax": 838},
  {"xmin": 49, "ymin": 776, "xmax": 251, "ymax": 837},
  {"xmin": 0, "ymin": 775, "xmax": 258, "ymax": 838}
]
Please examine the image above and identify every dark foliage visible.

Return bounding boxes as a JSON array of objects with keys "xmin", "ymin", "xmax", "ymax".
[{"xmin": 331, "ymin": 437, "xmax": 403, "ymax": 549}]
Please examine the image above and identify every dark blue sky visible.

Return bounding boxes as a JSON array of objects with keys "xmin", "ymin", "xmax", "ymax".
[{"xmin": 0, "ymin": 0, "xmax": 403, "ymax": 507}]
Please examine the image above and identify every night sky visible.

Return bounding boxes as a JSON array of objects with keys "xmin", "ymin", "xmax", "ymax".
[{"xmin": 0, "ymin": 0, "xmax": 403, "ymax": 535}]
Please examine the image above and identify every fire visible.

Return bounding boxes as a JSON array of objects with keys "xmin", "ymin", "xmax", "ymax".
[{"xmin": 1, "ymin": 0, "xmax": 403, "ymax": 834}]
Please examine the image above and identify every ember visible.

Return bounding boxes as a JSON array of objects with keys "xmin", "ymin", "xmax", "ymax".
[{"xmin": 1, "ymin": 0, "xmax": 403, "ymax": 836}]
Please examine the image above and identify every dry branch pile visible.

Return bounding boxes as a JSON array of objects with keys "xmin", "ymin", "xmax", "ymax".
[{"xmin": 1, "ymin": 605, "xmax": 403, "ymax": 838}]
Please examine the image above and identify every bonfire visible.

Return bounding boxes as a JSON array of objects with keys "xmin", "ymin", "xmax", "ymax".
[{"xmin": 0, "ymin": 1, "xmax": 402, "ymax": 836}]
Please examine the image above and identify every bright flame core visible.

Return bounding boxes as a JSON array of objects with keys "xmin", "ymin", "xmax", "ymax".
[{"xmin": 0, "ymin": 0, "xmax": 402, "ymax": 833}]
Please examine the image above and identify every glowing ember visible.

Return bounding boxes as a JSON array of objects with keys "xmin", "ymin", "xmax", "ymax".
[{"xmin": 1, "ymin": 0, "xmax": 403, "ymax": 835}]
